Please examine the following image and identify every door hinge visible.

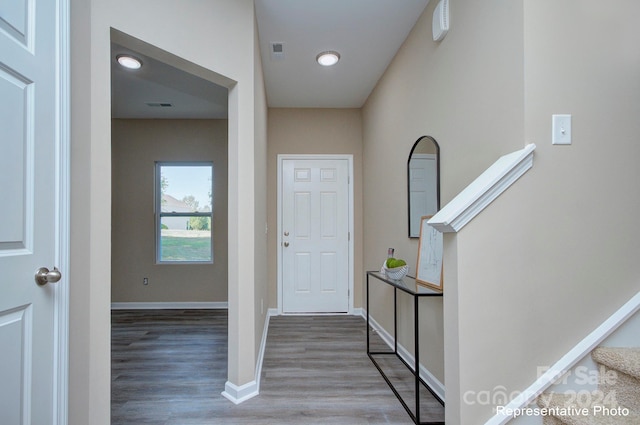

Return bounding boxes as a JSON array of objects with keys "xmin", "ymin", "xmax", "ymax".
[
  {"xmin": 348, "ymin": 175, "xmax": 350, "ymax": 184},
  {"xmin": 348, "ymin": 232, "xmax": 350, "ymax": 241}
]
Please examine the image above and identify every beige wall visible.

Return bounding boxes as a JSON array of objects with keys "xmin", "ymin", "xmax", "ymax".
[
  {"xmin": 69, "ymin": 0, "xmax": 93, "ymax": 422},
  {"xmin": 452, "ymin": 1, "xmax": 640, "ymax": 423},
  {"xmin": 111, "ymin": 119, "xmax": 228, "ymax": 303},
  {"xmin": 364, "ymin": 0, "xmax": 640, "ymax": 423},
  {"xmin": 362, "ymin": 0, "xmax": 525, "ymax": 416},
  {"xmin": 253, "ymin": 15, "xmax": 269, "ymax": 368},
  {"xmin": 453, "ymin": 1, "xmax": 640, "ymax": 422},
  {"xmin": 70, "ymin": 1, "xmax": 261, "ymax": 423},
  {"xmin": 266, "ymin": 108, "xmax": 364, "ymax": 310}
]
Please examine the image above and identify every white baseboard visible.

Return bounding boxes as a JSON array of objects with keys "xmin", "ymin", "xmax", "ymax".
[
  {"xmin": 221, "ymin": 380, "xmax": 258, "ymax": 405},
  {"xmin": 255, "ymin": 309, "xmax": 278, "ymax": 392},
  {"xmin": 485, "ymin": 290, "xmax": 640, "ymax": 425},
  {"xmin": 110, "ymin": 301, "xmax": 228, "ymax": 310},
  {"xmin": 364, "ymin": 309, "xmax": 446, "ymax": 402},
  {"xmin": 223, "ymin": 308, "xmax": 277, "ymax": 404}
]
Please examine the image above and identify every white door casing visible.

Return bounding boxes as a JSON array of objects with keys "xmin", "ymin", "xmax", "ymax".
[
  {"xmin": 278, "ymin": 156, "xmax": 353, "ymax": 314},
  {"xmin": 0, "ymin": 0, "xmax": 69, "ymax": 424},
  {"xmin": 409, "ymin": 154, "xmax": 438, "ymax": 237}
]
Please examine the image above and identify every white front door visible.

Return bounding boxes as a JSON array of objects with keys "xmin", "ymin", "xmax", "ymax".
[
  {"xmin": 0, "ymin": 0, "xmax": 65, "ymax": 423},
  {"xmin": 281, "ymin": 158, "xmax": 350, "ymax": 313}
]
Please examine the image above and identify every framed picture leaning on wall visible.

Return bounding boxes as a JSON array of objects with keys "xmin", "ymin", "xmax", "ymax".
[{"xmin": 416, "ymin": 215, "xmax": 443, "ymax": 291}]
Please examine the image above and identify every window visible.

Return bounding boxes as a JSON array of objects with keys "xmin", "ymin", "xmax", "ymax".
[{"xmin": 156, "ymin": 162, "xmax": 213, "ymax": 263}]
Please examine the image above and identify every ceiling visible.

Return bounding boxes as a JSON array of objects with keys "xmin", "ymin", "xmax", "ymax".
[
  {"xmin": 111, "ymin": 43, "xmax": 229, "ymax": 119},
  {"xmin": 111, "ymin": 0, "xmax": 429, "ymax": 118}
]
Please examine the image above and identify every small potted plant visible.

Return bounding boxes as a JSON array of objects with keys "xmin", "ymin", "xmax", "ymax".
[{"xmin": 382, "ymin": 257, "xmax": 409, "ymax": 280}]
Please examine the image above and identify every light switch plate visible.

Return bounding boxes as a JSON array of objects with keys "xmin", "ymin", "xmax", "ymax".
[{"xmin": 552, "ymin": 114, "xmax": 572, "ymax": 145}]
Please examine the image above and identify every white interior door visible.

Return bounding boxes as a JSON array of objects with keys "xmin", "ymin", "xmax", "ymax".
[
  {"xmin": 281, "ymin": 158, "xmax": 350, "ymax": 313},
  {"xmin": 0, "ymin": 0, "xmax": 63, "ymax": 423},
  {"xmin": 409, "ymin": 154, "xmax": 438, "ymax": 237}
]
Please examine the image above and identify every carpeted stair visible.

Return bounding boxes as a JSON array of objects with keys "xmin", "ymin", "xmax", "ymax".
[{"xmin": 537, "ymin": 347, "xmax": 640, "ymax": 424}]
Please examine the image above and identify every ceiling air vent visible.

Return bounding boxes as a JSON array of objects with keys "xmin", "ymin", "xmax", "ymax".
[
  {"xmin": 270, "ymin": 42, "xmax": 285, "ymax": 60},
  {"xmin": 146, "ymin": 102, "xmax": 173, "ymax": 108}
]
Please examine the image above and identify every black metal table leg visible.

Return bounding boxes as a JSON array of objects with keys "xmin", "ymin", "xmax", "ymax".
[
  {"xmin": 366, "ymin": 273, "xmax": 370, "ymax": 354},
  {"xmin": 415, "ymin": 294, "xmax": 421, "ymax": 423},
  {"xmin": 394, "ymin": 287, "xmax": 398, "ymax": 354},
  {"xmin": 365, "ymin": 271, "xmax": 444, "ymax": 425}
]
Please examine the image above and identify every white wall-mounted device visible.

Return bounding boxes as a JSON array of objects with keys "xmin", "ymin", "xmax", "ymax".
[{"xmin": 432, "ymin": 0, "xmax": 450, "ymax": 42}]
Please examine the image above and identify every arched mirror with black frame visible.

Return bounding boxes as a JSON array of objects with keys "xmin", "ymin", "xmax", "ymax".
[{"xmin": 408, "ymin": 135, "xmax": 440, "ymax": 238}]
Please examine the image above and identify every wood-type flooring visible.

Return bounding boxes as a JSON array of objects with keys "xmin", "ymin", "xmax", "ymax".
[{"xmin": 111, "ymin": 310, "xmax": 444, "ymax": 424}]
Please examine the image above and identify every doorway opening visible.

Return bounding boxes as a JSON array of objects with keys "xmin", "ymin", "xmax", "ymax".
[{"xmin": 109, "ymin": 30, "xmax": 231, "ymax": 420}]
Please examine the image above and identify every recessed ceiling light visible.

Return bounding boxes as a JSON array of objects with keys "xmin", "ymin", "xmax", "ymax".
[
  {"xmin": 117, "ymin": 54, "xmax": 142, "ymax": 70},
  {"xmin": 316, "ymin": 51, "xmax": 340, "ymax": 67}
]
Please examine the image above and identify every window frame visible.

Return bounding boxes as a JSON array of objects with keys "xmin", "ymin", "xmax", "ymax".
[{"xmin": 155, "ymin": 161, "xmax": 214, "ymax": 264}]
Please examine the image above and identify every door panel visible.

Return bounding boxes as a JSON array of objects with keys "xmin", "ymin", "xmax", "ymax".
[
  {"xmin": 0, "ymin": 0, "xmax": 60, "ymax": 423},
  {"xmin": 0, "ymin": 65, "xmax": 31, "ymax": 250},
  {"xmin": 320, "ymin": 192, "xmax": 337, "ymax": 238},
  {"xmin": 294, "ymin": 192, "xmax": 311, "ymax": 238},
  {"xmin": 282, "ymin": 159, "xmax": 349, "ymax": 313},
  {"xmin": 294, "ymin": 252, "xmax": 311, "ymax": 293},
  {"xmin": 320, "ymin": 252, "xmax": 337, "ymax": 293},
  {"xmin": 0, "ymin": 0, "xmax": 29, "ymax": 47},
  {"xmin": 0, "ymin": 306, "xmax": 31, "ymax": 425}
]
